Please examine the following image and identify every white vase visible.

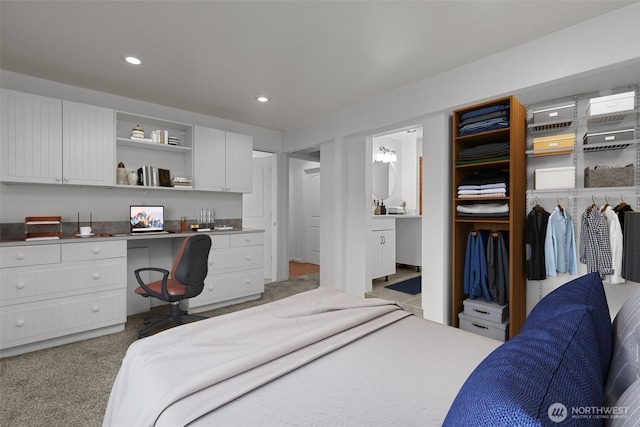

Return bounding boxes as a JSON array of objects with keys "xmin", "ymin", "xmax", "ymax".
[
  {"xmin": 116, "ymin": 167, "xmax": 127, "ymax": 185},
  {"xmin": 127, "ymin": 171, "xmax": 138, "ymax": 185}
]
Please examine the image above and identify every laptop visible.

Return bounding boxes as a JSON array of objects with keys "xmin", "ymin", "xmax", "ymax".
[{"xmin": 129, "ymin": 205, "xmax": 169, "ymax": 235}]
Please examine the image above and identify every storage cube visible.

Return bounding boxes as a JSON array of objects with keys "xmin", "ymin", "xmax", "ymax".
[
  {"xmin": 583, "ymin": 128, "xmax": 634, "ymax": 145},
  {"xmin": 534, "ymin": 166, "xmax": 576, "ymax": 190},
  {"xmin": 587, "ymin": 91, "xmax": 635, "ymax": 116},
  {"xmin": 584, "ymin": 164, "xmax": 634, "ymax": 188},
  {"xmin": 458, "ymin": 312, "xmax": 509, "ymax": 342},
  {"xmin": 532, "ymin": 133, "xmax": 574, "ymax": 156},
  {"xmin": 463, "ymin": 298, "xmax": 509, "ymax": 324},
  {"xmin": 532, "ymin": 102, "xmax": 575, "ymax": 124}
]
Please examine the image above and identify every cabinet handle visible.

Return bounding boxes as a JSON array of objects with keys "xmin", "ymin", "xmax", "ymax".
[
  {"xmin": 246, "ymin": 279, "xmax": 251, "ymax": 284},
  {"xmin": 246, "ymin": 237, "xmax": 251, "ymax": 242},
  {"xmin": 92, "ymin": 273, "xmax": 100, "ymax": 280},
  {"xmin": 63, "ymin": 176, "xmax": 70, "ymax": 182},
  {"xmin": 209, "ymin": 260, "xmax": 214, "ymax": 265},
  {"xmin": 246, "ymin": 256, "xmax": 251, "ymax": 261},
  {"xmin": 56, "ymin": 176, "xmax": 62, "ymax": 182},
  {"xmin": 15, "ymin": 253, "xmax": 25, "ymax": 260},
  {"xmin": 16, "ymin": 320, "xmax": 25, "ymax": 327},
  {"xmin": 92, "ymin": 305, "xmax": 100, "ymax": 313},
  {"xmin": 92, "ymin": 248, "xmax": 100, "ymax": 254},
  {"xmin": 16, "ymin": 282, "xmax": 25, "ymax": 289},
  {"xmin": 208, "ymin": 285, "xmax": 214, "ymax": 291}
]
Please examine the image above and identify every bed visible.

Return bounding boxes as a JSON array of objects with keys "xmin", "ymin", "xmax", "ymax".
[{"xmin": 104, "ymin": 274, "xmax": 640, "ymax": 427}]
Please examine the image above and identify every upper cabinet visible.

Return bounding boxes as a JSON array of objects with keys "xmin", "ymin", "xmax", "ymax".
[
  {"xmin": 1, "ymin": 89, "xmax": 62, "ymax": 184},
  {"xmin": 194, "ymin": 126, "xmax": 253, "ymax": 193},
  {"xmin": 1, "ymin": 89, "xmax": 254, "ymax": 193},
  {"xmin": 1, "ymin": 90, "xmax": 114, "ymax": 186},
  {"xmin": 63, "ymin": 101, "xmax": 115, "ymax": 186}
]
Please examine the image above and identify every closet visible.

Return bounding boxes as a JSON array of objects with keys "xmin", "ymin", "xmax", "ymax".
[{"xmin": 451, "ymin": 96, "xmax": 527, "ymax": 339}]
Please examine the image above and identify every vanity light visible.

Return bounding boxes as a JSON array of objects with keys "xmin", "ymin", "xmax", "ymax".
[
  {"xmin": 124, "ymin": 56, "xmax": 142, "ymax": 65},
  {"xmin": 256, "ymin": 96, "xmax": 269, "ymax": 103},
  {"xmin": 377, "ymin": 146, "xmax": 397, "ymax": 163}
]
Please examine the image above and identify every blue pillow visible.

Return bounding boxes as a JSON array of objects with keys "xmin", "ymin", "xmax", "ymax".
[{"xmin": 444, "ymin": 273, "xmax": 612, "ymax": 426}]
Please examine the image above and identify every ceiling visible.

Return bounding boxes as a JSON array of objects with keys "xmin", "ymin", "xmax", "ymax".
[{"xmin": 1, "ymin": 1, "xmax": 635, "ymax": 131}]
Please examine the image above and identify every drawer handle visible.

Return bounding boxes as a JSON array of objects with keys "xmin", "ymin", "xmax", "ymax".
[
  {"xmin": 209, "ymin": 261, "xmax": 214, "ymax": 265},
  {"xmin": 16, "ymin": 320, "xmax": 25, "ymax": 327},
  {"xmin": 16, "ymin": 282, "xmax": 25, "ymax": 289},
  {"xmin": 471, "ymin": 322, "xmax": 489, "ymax": 330},
  {"xmin": 246, "ymin": 256, "xmax": 251, "ymax": 261},
  {"xmin": 92, "ymin": 305, "xmax": 100, "ymax": 313},
  {"xmin": 246, "ymin": 237, "xmax": 251, "ymax": 242},
  {"xmin": 472, "ymin": 309, "xmax": 490, "ymax": 315},
  {"xmin": 92, "ymin": 273, "xmax": 100, "ymax": 280},
  {"xmin": 246, "ymin": 279, "xmax": 251, "ymax": 284},
  {"xmin": 92, "ymin": 248, "xmax": 100, "ymax": 254},
  {"xmin": 16, "ymin": 253, "xmax": 25, "ymax": 260},
  {"xmin": 208, "ymin": 285, "xmax": 214, "ymax": 291}
]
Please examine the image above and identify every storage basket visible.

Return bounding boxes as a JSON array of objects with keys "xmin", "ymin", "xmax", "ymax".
[{"xmin": 584, "ymin": 164, "xmax": 634, "ymax": 188}]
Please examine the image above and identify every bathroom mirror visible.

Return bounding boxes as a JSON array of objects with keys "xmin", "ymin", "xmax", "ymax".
[{"xmin": 372, "ymin": 161, "xmax": 396, "ymax": 200}]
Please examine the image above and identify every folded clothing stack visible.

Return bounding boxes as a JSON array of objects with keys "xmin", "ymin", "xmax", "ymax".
[
  {"xmin": 456, "ymin": 142, "xmax": 510, "ymax": 165},
  {"xmin": 457, "ymin": 171, "xmax": 508, "ymax": 199},
  {"xmin": 458, "ymin": 104, "xmax": 510, "ymax": 137},
  {"xmin": 457, "ymin": 203, "xmax": 510, "ymax": 218}
]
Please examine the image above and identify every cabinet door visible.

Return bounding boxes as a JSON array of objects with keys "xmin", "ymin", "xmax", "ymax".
[
  {"xmin": 63, "ymin": 101, "xmax": 114, "ymax": 186},
  {"xmin": 1, "ymin": 89, "xmax": 62, "ymax": 184},
  {"xmin": 225, "ymin": 132, "xmax": 253, "ymax": 193},
  {"xmin": 193, "ymin": 126, "xmax": 226, "ymax": 191},
  {"xmin": 371, "ymin": 229, "xmax": 396, "ymax": 279}
]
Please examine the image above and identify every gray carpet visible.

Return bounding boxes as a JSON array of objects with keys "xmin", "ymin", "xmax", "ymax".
[{"xmin": 0, "ymin": 274, "xmax": 319, "ymax": 427}]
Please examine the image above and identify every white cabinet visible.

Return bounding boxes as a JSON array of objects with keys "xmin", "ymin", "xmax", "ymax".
[
  {"xmin": 193, "ymin": 126, "xmax": 253, "ymax": 193},
  {"xmin": 187, "ymin": 232, "xmax": 264, "ymax": 312},
  {"xmin": 1, "ymin": 89, "xmax": 63, "ymax": 184},
  {"xmin": 371, "ymin": 218, "xmax": 396, "ymax": 280},
  {"xmin": 62, "ymin": 100, "xmax": 115, "ymax": 186},
  {"xmin": 0, "ymin": 241, "xmax": 127, "ymax": 357},
  {"xmin": 0, "ymin": 90, "xmax": 115, "ymax": 186}
]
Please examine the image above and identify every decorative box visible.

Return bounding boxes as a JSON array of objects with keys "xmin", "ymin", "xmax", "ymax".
[
  {"xmin": 458, "ymin": 312, "xmax": 509, "ymax": 342},
  {"xmin": 532, "ymin": 133, "xmax": 575, "ymax": 156},
  {"xmin": 587, "ymin": 91, "xmax": 635, "ymax": 116},
  {"xmin": 532, "ymin": 102, "xmax": 575, "ymax": 124},
  {"xmin": 463, "ymin": 298, "xmax": 509, "ymax": 324},
  {"xmin": 534, "ymin": 166, "xmax": 576, "ymax": 190},
  {"xmin": 583, "ymin": 129, "xmax": 634, "ymax": 145},
  {"xmin": 584, "ymin": 164, "xmax": 634, "ymax": 188}
]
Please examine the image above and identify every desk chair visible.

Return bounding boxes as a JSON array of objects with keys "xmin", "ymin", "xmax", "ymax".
[{"xmin": 134, "ymin": 234, "xmax": 212, "ymax": 338}]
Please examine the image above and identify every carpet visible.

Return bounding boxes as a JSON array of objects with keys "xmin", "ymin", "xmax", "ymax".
[{"xmin": 385, "ymin": 276, "xmax": 421, "ymax": 295}]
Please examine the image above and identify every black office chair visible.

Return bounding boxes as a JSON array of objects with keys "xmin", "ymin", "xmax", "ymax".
[{"xmin": 134, "ymin": 234, "xmax": 212, "ymax": 338}]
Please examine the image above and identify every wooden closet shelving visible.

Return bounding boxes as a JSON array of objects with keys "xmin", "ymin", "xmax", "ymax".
[{"xmin": 451, "ymin": 96, "xmax": 527, "ymax": 339}]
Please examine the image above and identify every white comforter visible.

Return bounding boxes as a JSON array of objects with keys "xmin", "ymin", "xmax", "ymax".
[{"xmin": 103, "ymin": 288, "xmax": 411, "ymax": 427}]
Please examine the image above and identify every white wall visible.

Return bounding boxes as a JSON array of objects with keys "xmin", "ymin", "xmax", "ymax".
[{"xmin": 284, "ymin": 3, "xmax": 640, "ymax": 323}]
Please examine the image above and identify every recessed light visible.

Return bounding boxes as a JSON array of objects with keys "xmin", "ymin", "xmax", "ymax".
[
  {"xmin": 125, "ymin": 56, "xmax": 142, "ymax": 65},
  {"xmin": 256, "ymin": 96, "xmax": 269, "ymax": 103}
]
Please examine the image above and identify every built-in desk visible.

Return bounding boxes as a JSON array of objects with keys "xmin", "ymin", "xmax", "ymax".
[{"xmin": 0, "ymin": 228, "xmax": 264, "ymax": 357}]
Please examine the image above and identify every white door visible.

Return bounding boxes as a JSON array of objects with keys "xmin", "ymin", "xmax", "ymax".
[
  {"xmin": 305, "ymin": 168, "xmax": 320, "ymax": 265},
  {"xmin": 243, "ymin": 154, "xmax": 274, "ymax": 282}
]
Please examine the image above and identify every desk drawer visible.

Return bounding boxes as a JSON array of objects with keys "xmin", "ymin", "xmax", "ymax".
[
  {"xmin": 230, "ymin": 233, "xmax": 264, "ymax": 247},
  {"xmin": 192, "ymin": 268, "xmax": 264, "ymax": 308},
  {"xmin": 0, "ymin": 288, "xmax": 126, "ymax": 348},
  {"xmin": 62, "ymin": 240, "xmax": 126, "ymax": 262},
  {"xmin": 209, "ymin": 235, "xmax": 231, "ymax": 250},
  {"xmin": 0, "ymin": 245, "xmax": 60, "ymax": 268},
  {"xmin": 208, "ymin": 246, "xmax": 264, "ymax": 273},
  {"xmin": 1, "ymin": 258, "xmax": 126, "ymax": 306}
]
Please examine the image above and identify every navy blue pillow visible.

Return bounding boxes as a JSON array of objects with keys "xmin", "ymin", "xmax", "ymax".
[{"xmin": 444, "ymin": 273, "xmax": 612, "ymax": 426}]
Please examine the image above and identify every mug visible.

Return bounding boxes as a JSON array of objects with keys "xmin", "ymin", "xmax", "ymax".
[{"xmin": 80, "ymin": 226, "xmax": 92, "ymax": 236}]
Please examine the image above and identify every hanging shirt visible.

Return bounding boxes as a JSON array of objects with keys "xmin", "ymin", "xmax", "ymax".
[
  {"xmin": 580, "ymin": 207, "xmax": 614, "ymax": 277},
  {"xmin": 601, "ymin": 205, "xmax": 624, "ymax": 284},
  {"xmin": 463, "ymin": 230, "xmax": 490, "ymax": 301},
  {"xmin": 544, "ymin": 207, "xmax": 578, "ymax": 277},
  {"xmin": 487, "ymin": 230, "xmax": 509, "ymax": 305},
  {"xmin": 526, "ymin": 206, "xmax": 550, "ymax": 280}
]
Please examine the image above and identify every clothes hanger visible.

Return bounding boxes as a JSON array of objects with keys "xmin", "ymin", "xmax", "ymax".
[
  {"xmin": 614, "ymin": 194, "xmax": 627, "ymax": 211},
  {"xmin": 556, "ymin": 196, "xmax": 564, "ymax": 213},
  {"xmin": 588, "ymin": 195, "xmax": 597, "ymax": 212},
  {"xmin": 600, "ymin": 195, "xmax": 610, "ymax": 213}
]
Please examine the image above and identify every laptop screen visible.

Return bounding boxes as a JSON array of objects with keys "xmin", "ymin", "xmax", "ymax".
[{"xmin": 130, "ymin": 205, "xmax": 165, "ymax": 233}]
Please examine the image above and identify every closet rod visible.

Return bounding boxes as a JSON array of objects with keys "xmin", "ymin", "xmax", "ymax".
[{"xmin": 528, "ymin": 194, "xmax": 640, "ymax": 200}]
